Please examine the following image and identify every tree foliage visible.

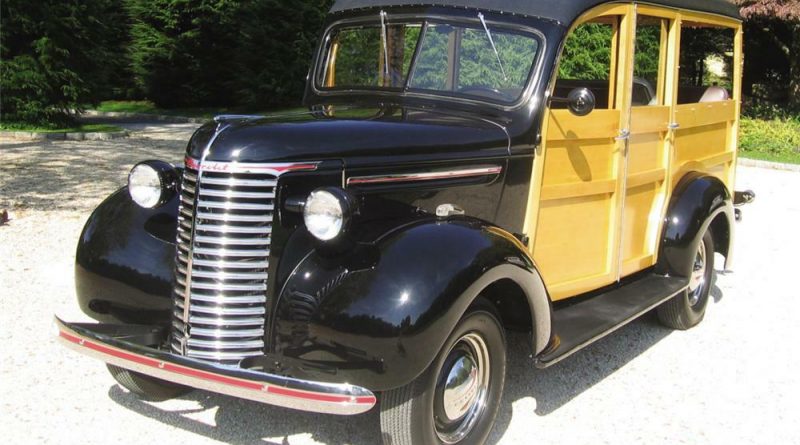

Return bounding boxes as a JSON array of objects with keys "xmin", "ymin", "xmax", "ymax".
[
  {"xmin": 127, "ymin": 0, "xmax": 331, "ymax": 108},
  {"xmin": 558, "ymin": 23, "xmax": 613, "ymax": 80},
  {"xmin": 737, "ymin": 0, "xmax": 800, "ymax": 109},
  {"xmin": 0, "ymin": 0, "xmax": 128, "ymax": 125}
]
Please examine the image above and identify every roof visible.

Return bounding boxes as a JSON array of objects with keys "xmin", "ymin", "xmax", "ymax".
[{"xmin": 330, "ymin": 0, "xmax": 741, "ymax": 24}]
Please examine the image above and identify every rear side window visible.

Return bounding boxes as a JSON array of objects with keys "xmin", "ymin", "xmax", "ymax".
[{"xmin": 678, "ymin": 22, "xmax": 735, "ymax": 104}]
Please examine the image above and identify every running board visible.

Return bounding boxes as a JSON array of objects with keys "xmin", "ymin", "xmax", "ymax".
[{"xmin": 535, "ymin": 275, "xmax": 687, "ymax": 368}]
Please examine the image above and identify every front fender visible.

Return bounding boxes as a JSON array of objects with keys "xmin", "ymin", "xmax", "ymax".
[
  {"xmin": 75, "ymin": 187, "xmax": 178, "ymax": 324},
  {"xmin": 657, "ymin": 172, "xmax": 734, "ymax": 278},
  {"xmin": 271, "ymin": 217, "xmax": 550, "ymax": 391}
]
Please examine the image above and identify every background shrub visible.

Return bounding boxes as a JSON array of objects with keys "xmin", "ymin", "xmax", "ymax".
[
  {"xmin": 127, "ymin": 0, "xmax": 331, "ymax": 109},
  {"xmin": 0, "ymin": 0, "xmax": 128, "ymax": 125}
]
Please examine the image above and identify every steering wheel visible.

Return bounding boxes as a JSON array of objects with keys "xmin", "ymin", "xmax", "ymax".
[{"xmin": 458, "ymin": 85, "xmax": 513, "ymax": 102}]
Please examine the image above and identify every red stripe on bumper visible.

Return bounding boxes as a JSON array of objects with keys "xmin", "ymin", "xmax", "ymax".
[{"xmin": 59, "ymin": 330, "xmax": 376, "ymax": 406}]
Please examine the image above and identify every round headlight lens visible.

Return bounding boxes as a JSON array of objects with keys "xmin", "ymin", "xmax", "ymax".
[
  {"xmin": 303, "ymin": 189, "xmax": 345, "ymax": 241},
  {"xmin": 128, "ymin": 163, "xmax": 164, "ymax": 208}
]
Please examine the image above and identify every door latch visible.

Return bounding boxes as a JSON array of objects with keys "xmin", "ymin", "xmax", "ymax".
[{"xmin": 615, "ymin": 129, "xmax": 630, "ymax": 141}]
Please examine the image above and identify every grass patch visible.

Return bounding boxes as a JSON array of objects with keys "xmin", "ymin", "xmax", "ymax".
[
  {"xmin": 0, "ymin": 122, "xmax": 124, "ymax": 133},
  {"xmin": 95, "ymin": 100, "xmax": 305, "ymax": 119},
  {"xmin": 739, "ymin": 117, "xmax": 800, "ymax": 165}
]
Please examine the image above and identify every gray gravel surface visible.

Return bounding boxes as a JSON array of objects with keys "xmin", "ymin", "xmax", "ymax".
[{"xmin": 1, "ymin": 122, "xmax": 799, "ymax": 445}]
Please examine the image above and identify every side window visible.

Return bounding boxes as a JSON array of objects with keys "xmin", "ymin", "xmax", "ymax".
[
  {"xmin": 632, "ymin": 16, "xmax": 667, "ymax": 106},
  {"xmin": 555, "ymin": 19, "xmax": 617, "ymax": 109},
  {"xmin": 678, "ymin": 22, "xmax": 735, "ymax": 104}
]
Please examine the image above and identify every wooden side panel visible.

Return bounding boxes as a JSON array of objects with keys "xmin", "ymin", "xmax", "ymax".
[
  {"xmin": 672, "ymin": 100, "xmax": 736, "ymax": 187},
  {"xmin": 621, "ymin": 105, "xmax": 670, "ymax": 277},
  {"xmin": 533, "ymin": 109, "xmax": 621, "ymax": 300}
]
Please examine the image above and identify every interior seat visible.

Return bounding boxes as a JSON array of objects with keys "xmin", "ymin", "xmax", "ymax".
[{"xmin": 699, "ymin": 86, "xmax": 729, "ymax": 102}]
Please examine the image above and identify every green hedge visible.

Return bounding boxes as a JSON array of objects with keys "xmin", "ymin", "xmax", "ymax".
[{"xmin": 739, "ymin": 116, "xmax": 800, "ymax": 164}]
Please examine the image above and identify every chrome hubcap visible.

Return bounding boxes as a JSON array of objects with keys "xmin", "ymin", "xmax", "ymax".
[
  {"xmin": 442, "ymin": 355, "xmax": 479, "ymax": 420},
  {"xmin": 435, "ymin": 333, "xmax": 490, "ymax": 444},
  {"xmin": 687, "ymin": 240, "xmax": 707, "ymax": 306}
]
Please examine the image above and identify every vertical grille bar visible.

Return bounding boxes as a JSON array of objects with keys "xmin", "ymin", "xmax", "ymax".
[{"xmin": 171, "ymin": 166, "xmax": 275, "ymax": 365}]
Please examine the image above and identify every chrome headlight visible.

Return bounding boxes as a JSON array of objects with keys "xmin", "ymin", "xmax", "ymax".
[
  {"xmin": 128, "ymin": 161, "xmax": 177, "ymax": 208},
  {"xmin": 303, "ymin": 187, "xmax": 353, "ymax": 241}
]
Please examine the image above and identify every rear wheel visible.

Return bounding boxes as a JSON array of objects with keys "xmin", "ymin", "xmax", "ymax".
[
  {"xmin": 657, "ymin": 229, "xmax": 715, "ymax": 330},
  {"xmin": 380, "ymin": 299, "xmax": 506, "ymax": 445},
  {"xmin": 107, "ymin": 364, "xmax": 191, "ymax": 401}
]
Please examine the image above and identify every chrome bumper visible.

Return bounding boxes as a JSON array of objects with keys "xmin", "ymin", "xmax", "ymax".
[{"xmin": 54, "ymin": 317, "xmax": 376, "ymax": 415}]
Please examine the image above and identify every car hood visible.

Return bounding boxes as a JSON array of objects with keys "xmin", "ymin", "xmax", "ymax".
[{"xmin": 186, "ymin": 106, "xmax": 510, "ymax": 167}]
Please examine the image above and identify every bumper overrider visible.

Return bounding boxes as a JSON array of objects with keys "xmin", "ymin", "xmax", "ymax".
[{"xmin": 54, "ymin": 317, "xmax": 376, "ymax": 415}]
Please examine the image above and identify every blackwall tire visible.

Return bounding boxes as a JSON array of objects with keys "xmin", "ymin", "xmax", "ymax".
[
  {"xmin": 380, "ymin": 298, "xmax": 506, "ymax": 445},
  {"xmin": 657, "ymin": 229, "xmax": 715, "ymax": 330},
  {"xmin": 107, "ymin": 364, "xmax": 191, "ymax": 401}
]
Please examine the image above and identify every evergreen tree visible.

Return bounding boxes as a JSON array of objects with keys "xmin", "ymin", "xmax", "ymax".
[
  {"xmin": 127, "ymin": 0, "xmax": 331, "ymax": 109},
  {"xmin": 0, "ymin": 0, "xmax": 127, "ymax": 125}
]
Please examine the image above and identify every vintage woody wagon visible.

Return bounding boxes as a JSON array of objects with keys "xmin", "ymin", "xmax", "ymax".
[{"xmin": 57, "ymin": 0, "xmax": 751, "ymax": 443}]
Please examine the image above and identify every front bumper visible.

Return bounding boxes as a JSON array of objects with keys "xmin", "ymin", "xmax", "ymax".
[{"xmin": 54, "ymin": 317, "xmax": 376, "ymax": 415}]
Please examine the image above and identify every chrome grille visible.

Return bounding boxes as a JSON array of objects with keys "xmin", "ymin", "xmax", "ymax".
[{"xmin": 171, "ymin": 165, "xmax": 275, "ymax": 364}]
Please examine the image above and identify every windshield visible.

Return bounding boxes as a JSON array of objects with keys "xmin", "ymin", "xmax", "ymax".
[{"xmin": 317, "ymin": 19, "xmax": 541, "ymax": 104}]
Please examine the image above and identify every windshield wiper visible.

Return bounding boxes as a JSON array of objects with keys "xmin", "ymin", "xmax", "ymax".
[
  {"xmin": 380, "ymin": 10, "xmax": 390, "ymax": 84},
  {"xmin": 478, "ymin": 12, "xmax": 508, "ymax": 81}
]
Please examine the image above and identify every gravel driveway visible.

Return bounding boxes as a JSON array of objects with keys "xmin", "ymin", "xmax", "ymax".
[{"xmin": 1, "ymin": 122, "xmax": 799, "ymax": 445}]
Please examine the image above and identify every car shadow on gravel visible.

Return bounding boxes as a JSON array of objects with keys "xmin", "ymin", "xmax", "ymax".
[
  {"xmin": 107, "ymin": 282, "xmax": 723, "ymax": 445},
  {"xmin": 108, "ymin": 384, "xmax": 382, "ymax": 445}
]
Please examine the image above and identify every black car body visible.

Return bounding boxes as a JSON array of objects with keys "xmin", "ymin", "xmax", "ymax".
[{"xmin": 58, "ymin": 0, "xmax": 746, "ymax": 443}]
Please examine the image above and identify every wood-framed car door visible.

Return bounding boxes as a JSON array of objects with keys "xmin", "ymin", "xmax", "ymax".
[
  {"xmin": 525, "ymin": 5, "xmax": 635, "ymax": 301},
  {"xmin": 619, "ymin": 6, "xmax": 676, "ymax": 278}
]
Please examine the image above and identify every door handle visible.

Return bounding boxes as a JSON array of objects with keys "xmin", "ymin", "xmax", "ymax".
[
  {"xmin": 615, "ymin": 129, "xmax": 630, "ymax": 141},
  {"xmin": 668, "ymin": 122, "xmax": 680, "ymax": 130}
]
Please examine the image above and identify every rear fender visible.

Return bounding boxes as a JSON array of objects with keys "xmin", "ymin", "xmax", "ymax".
[{"xmin": 657, "ymin": 172, "xmax": 734, "ymax": 277}]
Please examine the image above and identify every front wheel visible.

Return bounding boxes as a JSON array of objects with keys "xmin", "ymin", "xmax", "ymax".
[
  {"xmin": 657, "ymin": 229, "xmax": 715, "ymax": 330},
  {"xmin": 380, "ymin": 299, "xmax": 506, "ymax": 445}
]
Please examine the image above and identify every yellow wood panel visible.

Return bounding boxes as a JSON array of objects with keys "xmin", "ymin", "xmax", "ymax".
[
  {"xmin": 674, "ymin": 100, "xmax": 736, "ymax": 129},
  {"xmin": 541, "ymin": 139, "xmax": 616, "ymax": 185},
  {"xmin": 674, "ymin": 123, "xmax": 728, "ymax": 165},
  {"xmin": 679, "ymin": 10, "xmax": 742, "ymax": 28},
  {"xmin": 700, "ymin": 151, "xmax": 734, "ymax": 168},
  {"xmin": 628, "ymin": 132, "xmax": 662, "ymax": 171},
  {"xmin": 533, "ymin": 193, "xmax": 615, "ymax": 299},
  {"xmin": 636, "ymin": 5, "xmax": 679, "ymax": 20},
  {"xmin": 547, "ymin": 109, "xmax": 620, "ymax": 140},
  {"xmin": 621, "ymin": 254, "xmax": 656, "ymax": 277},
  {"xmin": 620, "ymin": 182, "xmax": 660, "ymax": 264},
  {"xmin": 627, "ymin": 167, "xmax": 666, "ymax": 189},
  {"xmin": 629, "ymin": 106, "xmax": 670, "ymax": 134},
  {"xmin": 534, "ymin": 109, "xmax": 621, "ymax": 300},
  {"xmin": 541, "ymin": 178, "xmax": 617, "ymax": 201}
]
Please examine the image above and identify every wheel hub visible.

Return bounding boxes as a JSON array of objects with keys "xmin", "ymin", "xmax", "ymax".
[
  {"xmin": 442, "ymin": 355, "xmax": 479, "ymax": 421},
  {"xmin": 688, "ymin": 240, "xmax": 707, "ymax": 306},
  {"xmin": 434, "ymin": 333, "xmax": 490, "ymax": 444}
]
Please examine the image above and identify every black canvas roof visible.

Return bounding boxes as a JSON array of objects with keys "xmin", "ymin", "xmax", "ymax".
[{"xmin": 330, "ymin": 0, "xmax": 741, "ymax": 24}]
